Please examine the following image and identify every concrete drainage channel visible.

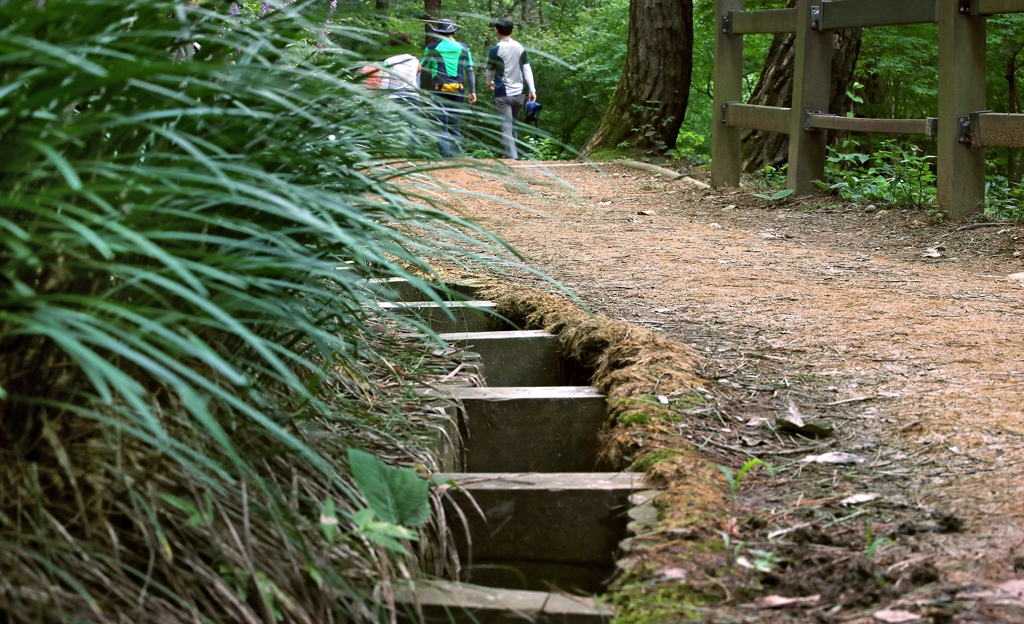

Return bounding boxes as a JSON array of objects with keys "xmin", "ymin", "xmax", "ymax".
[{"xmin": 370, "ymin": 278, "xmax": 660, "ymax": 623}]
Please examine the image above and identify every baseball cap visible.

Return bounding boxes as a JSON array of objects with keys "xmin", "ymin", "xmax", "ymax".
[{"xmin": 491, "ymin": 18, "xmax": 514, "ymax": 31}]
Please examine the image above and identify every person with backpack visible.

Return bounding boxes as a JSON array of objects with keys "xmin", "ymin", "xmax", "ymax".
[
  {"xmin": 485, "ymin": 18, "xmax": 536, "ymax": 160},
  {"xmin": 421, "ymin": 19, "xmax": 476, "ymax": 158},
  {"xmin": 380, "ymin": 32, "xmax": 421, "ymax": 104}
]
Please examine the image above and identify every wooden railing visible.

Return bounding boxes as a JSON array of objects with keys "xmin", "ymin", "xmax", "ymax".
[{"xmin": 711, "ymin": 0, "xmax": 1024, "ymax": 218}]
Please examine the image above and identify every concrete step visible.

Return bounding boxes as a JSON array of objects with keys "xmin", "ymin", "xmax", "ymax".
[
  {"xmin": 398, "ymin": 580, "xmax": 614, "ymax": 624},
  {"xmin": 439, "ymin": 330, "xmax": 591, "ymax": 387},
  {"xmin": 421, "ymin": 387, "xmax": 608, "ymax": 472},
  {"xmin": 364, "ymin": 277, "xmax": 482, "ymax": 302},
  {"xmin": 436, "ymin": 472, "xmax": 644, "ymax": 592},
  {"xmin": 459, "ymin": 561, "xmax": 613, "ymax": 595},
  {"xmin": 380, "ymin": 301, "xmax": 502, "ymax": 333}
]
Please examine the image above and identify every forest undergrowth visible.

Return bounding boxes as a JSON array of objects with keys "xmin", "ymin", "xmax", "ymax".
[{"xmin": 0, "ymin": 1, "xmax": 526, "ymax": 621}]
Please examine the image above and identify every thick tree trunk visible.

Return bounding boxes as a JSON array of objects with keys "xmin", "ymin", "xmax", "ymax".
[
  {"xmin": 741, "ymin": 0, "xmax": 862, "ymax": 172},
  {"xmin": 581, "ymin": 0, "xmax": 693, "ymax": 156}
]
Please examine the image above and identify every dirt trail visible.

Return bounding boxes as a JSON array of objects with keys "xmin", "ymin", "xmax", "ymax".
[{"xmin": 434, "ymin": 161, "xmax": 1024, "ymax": 614}]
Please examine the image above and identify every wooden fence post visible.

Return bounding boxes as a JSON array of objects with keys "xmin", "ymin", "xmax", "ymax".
[
  {"xmin": 711, "ymin": 0, "xmax": 744, "ymax": 188},
  {"xmin": 938, "ymin": 0, "xmax": 986, "ymax": 219},
  {"xmin": 787, "ymin": 0, "xmax": 832, "ymax": 194}
]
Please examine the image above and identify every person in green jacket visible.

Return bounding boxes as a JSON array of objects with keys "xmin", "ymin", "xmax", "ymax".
[{"xmin": 421, "ymin": 19, "xmax": 476, "ymax": 157}]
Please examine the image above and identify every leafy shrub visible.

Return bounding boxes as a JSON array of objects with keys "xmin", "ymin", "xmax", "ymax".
[
  {"xmin": 526, "ymin": 137, "xmax": 573, "ymax": 161},
  {"xmin": 816, "ymin": 139, "xmax": 937, "ymax": 210},
  {"xmin": 756, "ymin": 163, "xmax": 788, "ymax": 189},
  {"xmin": 985, "ymin": 174, "xmax": 1024, "ymax": 221}
]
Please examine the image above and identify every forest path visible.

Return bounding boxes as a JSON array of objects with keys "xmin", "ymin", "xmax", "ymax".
[{"xmin": 434, "ymin": 161, "xmax": 1024, "ymax": 594}]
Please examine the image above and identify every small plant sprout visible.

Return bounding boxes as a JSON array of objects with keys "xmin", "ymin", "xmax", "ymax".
[
  {"xmin": 864, "ymin": 523, "xmax": 894, "ymax": 560},
  {"xmin": 752, "ymin": 189, "xmax": 794, "ymax": 204},
  {"xmin": 735, "ymin": 548, "xmax": 778, "ymax": 574},
  {"xmin": 718, "ymin": 458, "xmax": 775, "ymax": 506}
]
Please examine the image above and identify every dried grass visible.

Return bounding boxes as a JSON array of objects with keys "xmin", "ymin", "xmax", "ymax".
[{"xmin": 0, "ymin": 332, "xmax": 468, "ymax": 623}]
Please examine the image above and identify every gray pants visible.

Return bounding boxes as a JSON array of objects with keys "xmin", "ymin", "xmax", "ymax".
[{"xmin": 494, "ymin": 94, "xmax": 526, "ymax": 159}]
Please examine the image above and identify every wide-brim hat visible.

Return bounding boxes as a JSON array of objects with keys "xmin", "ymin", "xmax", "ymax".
[{"xmin": 431, "ymin": 19, "xmax": 460, "ymax": 34}]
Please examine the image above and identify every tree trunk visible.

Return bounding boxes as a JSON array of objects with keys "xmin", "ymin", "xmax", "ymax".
[
  {"xmin": 376, "ymin": 0, "xmax": 389, "ymax": 9},
  {"xmin": 1007, "ymin": 40, "xmax": 1024, "ymax": 186},
  {"xmin": 423, "ymin": 0, "xmax": 441, "ymax": 48},
  {"xmin": 421, "ymin": 0, "xmax": 441, "ymax": 88},
  {"xmin": 742, "ymin": 0, "xmax": 862, "ymax": 172},
  {"xmin": 581, "ymin": 0, "xmax": 693, "ymax": 156}
]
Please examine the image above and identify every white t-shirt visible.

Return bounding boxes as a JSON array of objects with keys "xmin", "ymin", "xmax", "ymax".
[{"xmin": 380, "ymin": 53, "xmax": 420, "ymax": 98}]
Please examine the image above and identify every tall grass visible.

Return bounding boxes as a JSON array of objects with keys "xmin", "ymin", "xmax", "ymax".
[{"xmin": 0, "ymin": 1, "xmax": 508, "ymax": 620}]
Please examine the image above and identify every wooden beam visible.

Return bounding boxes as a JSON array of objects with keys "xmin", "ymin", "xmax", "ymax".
[
  {"xmin": 937, "ymin": 0, "xmax": 987, "ymax": 219},
  {"xmin": 729, "ymin": 8, "xmax": 798, "ymax": 34},
  {"xmin": 972, "ymin": 0, "xmax": 1024, "ymax": 14},
  {"xmin": 819, "ymin": 0, "xmax": 938, "ymax": 29},
  {"xmin": 969, "ymin": 112, "xmax": 1024, "ymax": 148},
  {"xmin": 711, "ymin": 0, "xmax": 745, "ymax": 189},
  {"xmin": 805, "ymin": 114, "xmax": 938, "ymax": 136},
  {"xmin": 787, "ymin": 0, "xmax": 832, "ymax": 195},
  {"xmin": 726, "ymin": 103, "xmax": 792, "ymax": 134}
]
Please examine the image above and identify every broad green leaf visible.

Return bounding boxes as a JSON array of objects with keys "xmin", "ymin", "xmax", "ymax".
[{"xmin": 347, "ymin": 448, "xmax": 430, "ymax": 527}]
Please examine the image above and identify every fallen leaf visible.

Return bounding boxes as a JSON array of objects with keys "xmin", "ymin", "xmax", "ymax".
[
  {"xmin": 839, "ymin": 493, "xmax": 881, "ymax": 506},
  {"xmin": 996, "ymin": 579, "xmax": 1024, "ymax": 598},
  {"xmin": 657, "ymin": 395, "xmax": 669, "ymax": 405},
  {"xmin": 873, "ymin": 609, "xmax": 921, "ymax": 623},
  {"xmin": 638, "ymin": 210, "xmax": 656, "ymax": 216},
  {"xmin": 709, "ymin": 222, "xmax": 722, "ymax": 228},
  {"xmin": 746, "ymin": 417, "xmax": 768, "ymax": 428},
  {"xmin": 801, "ymin": 452, "xmax": 866, "ymax": 465},
  {"xmin": 660, "ymin": 567, "xmax": 687, "ymax": 580},
  {"xmin": 922, "ymin": 248, "xmax": 942, "ymax": 258},
  {"xmin": 755, "ymin": 595, "xmax": 820, "ymax": 609},
  {"xmin": 1007, "ymin": 272, "xmax": 1024, "ymax": 282},
  {"xmin": 742, "ymin": 436, "xmax": 764, "ymax": 447},
  {"xmin": 776, "ymin": 403, "xmax": 834, "ymax": 438}
]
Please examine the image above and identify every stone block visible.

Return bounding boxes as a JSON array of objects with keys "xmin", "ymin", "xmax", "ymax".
[
  {"xmin": 439, "ymin": 330, "xmax": 569, "ymax": 387},
  {"xmin": 363, "ymin": 278, "xmax": 482, "ymax": 302},
  {"xmin": 380, "ymin": 301, "xmax": 501, "ymax": 333},
  {"xmin": 397, "ymin": 580, "xmax": 615, "ymax": 624},
  {"xmin": 423, "ymin": 387, "xmax": 608, "ymax": 472},
  {"xmin": 461, "ymin": 561, "xmax": 613, "ymax": 595},
  {"xmin": 435, "ymin": 472, "xmax": 644, "ymax": 568}
]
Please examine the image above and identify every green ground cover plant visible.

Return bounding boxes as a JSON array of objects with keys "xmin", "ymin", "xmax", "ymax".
[{"xmin": 0, "ymin": 1, "xmax": 517, "ymax": 621}]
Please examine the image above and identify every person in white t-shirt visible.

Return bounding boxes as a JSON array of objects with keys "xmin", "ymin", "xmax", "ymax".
[
  {"xmin": 380, "ymin": 32, "xmax": 421, "ymax": 104},
  {"xmin": 485, "ymin": 18, "xmax": 536, "ymax": 160}
]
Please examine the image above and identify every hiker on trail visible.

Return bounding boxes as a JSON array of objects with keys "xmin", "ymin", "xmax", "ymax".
[
  {"xmin": 358, "ymin": 33, "xmax": 419, "ymax": 97},
  {"xmin": 485, "ymin": 18, "xmax": 536, "ymax": 160},
  {"xmin": 379, "ymin": 32, "xmax": 421, "ymax": 104},
  {"xmin": 421, "ymin": 19, "xmax": 476, "ymax": 158}
]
